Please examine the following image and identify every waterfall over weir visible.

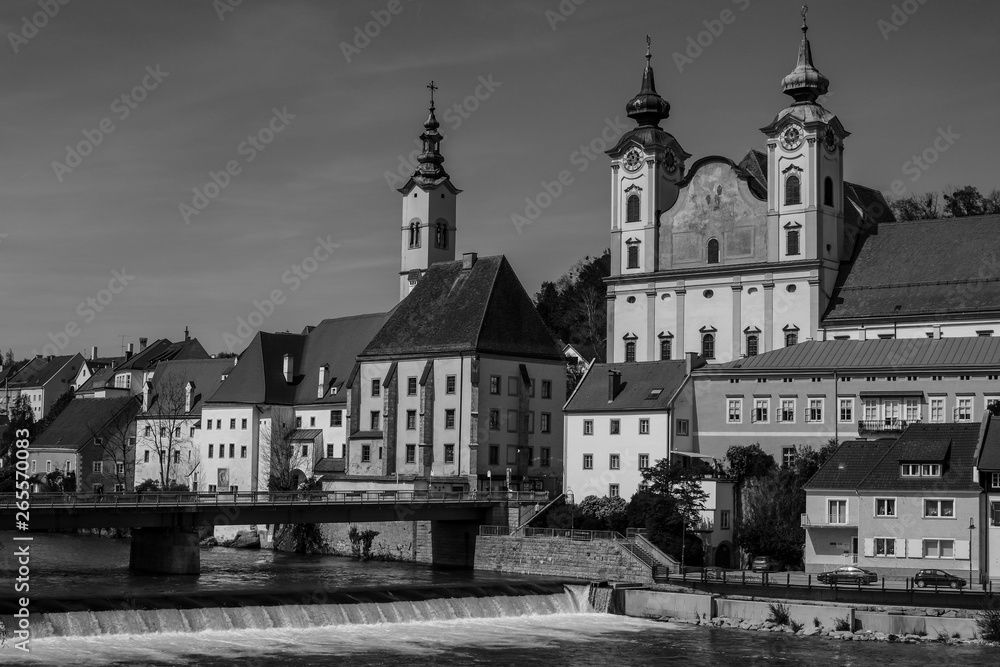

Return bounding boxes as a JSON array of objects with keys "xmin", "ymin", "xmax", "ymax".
[{"xmin": 29, "ymin": 582, "xmax": 611, "ymax": 638}]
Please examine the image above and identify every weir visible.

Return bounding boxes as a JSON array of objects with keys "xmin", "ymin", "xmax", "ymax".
[{"xmin": 20, "ymin": 582, "xmax": 610, "ymax": 639}]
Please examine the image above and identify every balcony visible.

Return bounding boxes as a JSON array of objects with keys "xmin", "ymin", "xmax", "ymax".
[
  {"xmin": 857, "ymin": 419, "xmax": 911, "ymax": 434},
  {"xmin": 800, "ymin": 513, "xmax": 857, "ymax": 528}
]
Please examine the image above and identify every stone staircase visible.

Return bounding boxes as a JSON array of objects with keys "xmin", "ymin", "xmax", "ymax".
[{"xmin": 616, "ymin": 530, "xmax": 679, "ymax": 583}]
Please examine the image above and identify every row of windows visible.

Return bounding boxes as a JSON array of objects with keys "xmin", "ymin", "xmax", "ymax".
[
  {"xmin": 726, "ymin": 396, "xmax": 992, "ymax": 425},
  {"xmin": 295, "ymin": 411, "xmax": 343, "ymax": 428},
  {"xmin": 826, "ymin": 497, "xmax": 958, "ymax": 523},
  {"xmin": 623, "ymin": 331, "xmax": 798, "ymax": 362},
  {"xmin": 582, "ymin": 419, "xmax": 688, "ymax": 437},
  {"xmin": 486, "ymin": 410, "xmax": 552, "ymax": 433},
  {"xmin": 782, "ymin": 175, "xmax": 835, "ymax": 207},
  {"xmin": 486, "ymin": 445, "xmax": 552, "ymax": 467},
  {"xmin": 727, "ymin": 397, "xmax": 827, "ymax": 424},
  {"xmin": 488, "ymin": 376, "xmax": 554, "ymax": 399},
  {"xmin": 207, "ymin": 444, "xmax": 248, "ymax": 459},
  {"xmin": 406, "ymin": 219, "xmax": 449, "ymax": 250},
  {"xmin": 869, "ymin": 537, "xmax": 961, "ymax": 559},
  {"xmin": 582, "ymin": 453, "xmax": 651, "ymax": 471},
  {"xmin": 205, "ymin": 418, "xmax": 247, "ymax": 431},
  {"xmin": 34, "ymin": 459, "xmax": 74, "ymax": 474},
  {"xmin": 144, "ymin": 425, "xmax": 188, "ymax": 438},
  {"xmin": 141, "ymin": 450, "xmax": 189, "ymax": 464}
]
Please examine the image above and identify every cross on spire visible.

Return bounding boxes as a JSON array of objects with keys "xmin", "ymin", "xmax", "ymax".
[
  {"xmin": 427, "ymin": 80, "xmax": 438, "ymax": 109},
  {"xmin": 801, "ymin": 4, "xmax": 808, "ymax": 34},
  {"xmin": 645, "ymin": 34, "xmax": 651, "ymax": 64}
]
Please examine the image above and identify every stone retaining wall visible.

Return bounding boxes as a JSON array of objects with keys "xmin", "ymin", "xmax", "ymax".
[{"xmin": 474, "ymin": 535, "xmax": 653, "ymax": 582}]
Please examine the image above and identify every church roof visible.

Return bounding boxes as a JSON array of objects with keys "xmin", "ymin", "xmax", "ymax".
[
  {"xmin": 359, "ymin": 255, "xmax": 564, "ymax": 362},
  {"xmin": 824, "ymin": 214, "xmax": 1000, "ymax": 323}
]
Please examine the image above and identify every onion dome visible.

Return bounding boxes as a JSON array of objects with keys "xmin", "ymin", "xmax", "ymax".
[
  {"xmin": 412, "ymin": 81, "xmax": 449, "ymax": 185},
  {"xmin": 781, "ymin": 6, "xmax": 829, "ymax": 104},
  {"xmin": 626, "ymin": 36, "xmax": 670, "ymax": 128}
]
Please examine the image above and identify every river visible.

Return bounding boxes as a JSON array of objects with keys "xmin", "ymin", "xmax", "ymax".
[{"xmin": 1, "ymin": 533, "xmax": 997, "ymax": 666}]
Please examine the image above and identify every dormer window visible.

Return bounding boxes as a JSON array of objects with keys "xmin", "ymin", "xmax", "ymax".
[
  {"xmin": 626, "ymin": 194, "xmax": 641, "ymax": 222},
  {"xmin": 901, "ymin": 463, "xmax": 941, "ymax": 477},
  {"xmin": 785, "ymin": 174, "xmax": 801, "ymax": 205}
]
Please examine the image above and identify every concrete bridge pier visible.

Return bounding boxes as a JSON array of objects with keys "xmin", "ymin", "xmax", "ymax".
[{"xmin": 130, "ymin": 527, "xmax": 201, "ymax": 575}]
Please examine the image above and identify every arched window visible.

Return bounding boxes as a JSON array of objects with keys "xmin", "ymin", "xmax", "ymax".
[
  {"xmin": 627, "ymin": 243, "xmax": 640, "ymax": 269},
  {"xmin": 435, "ymin": 220, "xmax": 448, "ymax": 249},
  {"xmin": 746, "ymin": 335, "xmax": 758, "ymax": 357},
  {"xmin": 824, "ymin": 177, "xmax": 834, "ymax": 206},
  {"xmin": 785, "ymin": 331, "xmax": 798, "ymax": 347},
  {"xmin": 707, "ymin": 238, "xmax": 720, "ymax": 264},
  {"xmin": 625, "ymin": 341, "xmax": 636, "ymax": 362},
  {"xmin": 787, "ymin": 229, "xmax": 800, "ymax": 256},
  {"xmin": 785, "ymin": 174, "xmax": 801, "ymax": 205},
  {"xmin": 702, "ymin": 333, "xmax": 715, "ymax": 360},
  {"xmin": 408, "ymin": 220, "xmax": 420, "ymax": 248},
  {"xmin": 626, "ymin": 194, "xmax": 641, "ymax": 222},
  {"xmin": 660, "ymin": 338, "xmax": 671, "ymax": 361}
]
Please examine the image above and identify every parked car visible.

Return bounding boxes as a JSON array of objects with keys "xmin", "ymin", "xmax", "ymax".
[
  {"xmin": 816, "ymin": 566, "xmax": 878, "ymax": 585},
  {"xmin": 913, "ymin": 569, "xmax": 966, "ymax": 589},
  {"xmin": 751, "ymin": 556, "xmax": 780, "ymax": 573}
]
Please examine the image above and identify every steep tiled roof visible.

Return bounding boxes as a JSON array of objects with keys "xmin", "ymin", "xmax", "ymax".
[
  {"xmin": 32, "ymin": 396, "xmax": 140, "ymax": 451},
  {"xmin": 857, "ymin": 423, "xmax": 981, "ymax": 492},
  {"xmin": 805, "ymin": 440, "xmax": 895, "ymax": 489},
  {"xmin": 289, "ymin": 429, "xmax": 323, "ymax": 440},
  {"xmin": 207, "ymin": 332, "xmax": 305, "ymax": 405},
  {"xmin": 146, "ymin": 358, "xmax": 235, "ymax": 416},
  {"xmin": 116, "ymin": 338, "xmax": 209, "ymax": 371},
  {"xmin": 825, "ymin": 215, "xmax": 1000, "ymax": 323},
  {"xmin": 564, "ymin": 360, "xmax": 696, "ymax": 412},
  {"xmin": 294, "ymin": 313, "xmax": 388, "ymax": 405},
  {"xmin": 710, "ymin": 338, "xmax": 1000, "ymax": 372},
  {"xmin": 315, "ymin": 457, "xmax": 345, "ymax": 473},
  {"xmin": 978, "ymin": 415, "xmax": 1000, "ymax": 470},
  {"xmin": 76, "ymin": 366, "xmax": 116, "ymax": 393},
  {"xmin": 9, "ymin": 355, "xmax": 81, "ymax": 388},
  {"xmin": 360, "ymin": 256, "xmax": 563, "ymax": 361}
]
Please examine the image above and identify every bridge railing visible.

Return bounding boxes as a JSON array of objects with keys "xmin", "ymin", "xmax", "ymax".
[
  {"xmin": 479, "ymin": 525, "xmax": 623, "ymax": 541},
  {"xmin": 0, "ymin": 489, "xmax": 550, "ymax": 509}
]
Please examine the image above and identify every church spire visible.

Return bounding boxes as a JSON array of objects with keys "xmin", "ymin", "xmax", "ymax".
[
  {"xmin": 781, "ymin": 6, "xmax": 829, "ymax": 104},
  {"xmin": 626, "ymin": 35, "xmax": 670, "ymax": 128},
  {"xmin": 412, "ymin": 81, "xmax": 449, "ymax": 186}
]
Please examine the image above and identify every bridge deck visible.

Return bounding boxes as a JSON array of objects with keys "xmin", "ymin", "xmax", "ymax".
[{"xmin": 1, "ymin": 490, "xmax": 546, "ymax": 530}]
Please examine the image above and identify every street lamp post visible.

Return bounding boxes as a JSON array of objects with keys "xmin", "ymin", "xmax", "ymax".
[{"xmin": 969, "ymin": 517, "xmax": 975, "ymax": 589}]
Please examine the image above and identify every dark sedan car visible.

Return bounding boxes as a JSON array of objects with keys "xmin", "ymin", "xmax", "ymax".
[
  {"xmin": 913, "ymin": 569, "xmax": 966, "ymax": 589},
  {"xmin": 816, "ymin": 566, "xmax": 878, "ymax": 585}
]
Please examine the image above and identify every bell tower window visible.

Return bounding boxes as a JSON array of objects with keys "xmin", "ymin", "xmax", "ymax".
[
  {"xmin": 408, "ymin": 219, "xmax": 421, "ymax": 249},
  {"xmin": 660, "ymin": 337, "xmax": 671, "ymax": 361},
  {"xmin": 435, "ymin": 219, "xmax": 448, "ymax": 249},
  {"xmin": 625, "ymin": 341, "xmax": 636, "ymax": 362},
  {"xmin": 746, "ymin": 335, "xmax": 758, "ymax": 357},
  {"xmin": 785, "ymin": 174, "xmax": 801, "ymax": 205},
  {"xmin": 824, "ymin": 176, "xmax": 834, "ymax": 206},
  {"xmin": 702, "ymin": 333, "xmax": 715, "ymax": 360},
  {"xmin": 707, "ymin": 238, "xmax": 720, "ymax": 264},
  {"xmin": 787, "ymin": 229, "xmax": 800, "ymax": 256},
  {"xmin": 627, "ymin": 242, "xmax": 640, "ymax": 269},
  {"xmin": 626, "ymin": 194, "xmax": 641, "ymax": 223}
]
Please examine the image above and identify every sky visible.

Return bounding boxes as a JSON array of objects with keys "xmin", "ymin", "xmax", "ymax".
[{"xmin": 0, "ymin": 0, "xmax": 998, "ymax": 359}]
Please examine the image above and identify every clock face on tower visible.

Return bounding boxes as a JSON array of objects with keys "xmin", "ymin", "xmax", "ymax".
[
  {"xmin": 664, "ymin": 147, "xmax": 678, "ymax": 174},
  {"xmin": 824, "ymin": 127, "xmax": 838, "ymax": 152},
  {"xmin": 780, "ymin": 125, "xmax": 803, "ymax": 151},
  {"xmin": 623, "ymin": 147, "xmax": 643, "ymax": 172}
]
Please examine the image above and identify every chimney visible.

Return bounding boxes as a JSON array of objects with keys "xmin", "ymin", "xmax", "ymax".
[
  {"xmin": 283, "ymin": 354, "xmax": 293, "ymax": 383},
  {"xmin": 607, "ymin": 369, "xmax": 621, "ymax": 402},
  {"xmin": 184, "ymin": 326, "xmax": 190, "ymax": 342},
  {"xmin": 91, "ymin": 346, "xmax": 98, "ymax": 361},
  {"xmin": 126, "ymin": 343, "xmax": 134, "ymax": 360},
  {"xmin": 318, "ymin": 364, "xmax": 329, "ymax": 399},
  {"xmin": 686, "ymin": 351, "xmax": 698, "ymax": 375},
  {"xmin": 139, "ymin": 337, "xmax": 148, "ymax": 351},
  {"xmin": 462, "ymin": 252, "xmax": 478, "ymax": 270},
  {"xmin": 185, "ymin": 381, "xmax": 194, "ymax": 413}
]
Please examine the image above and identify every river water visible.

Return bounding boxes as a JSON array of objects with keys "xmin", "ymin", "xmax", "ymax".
[{"xmin": 1, "ymin": 533, "xmax": 997, "ymax": 666}]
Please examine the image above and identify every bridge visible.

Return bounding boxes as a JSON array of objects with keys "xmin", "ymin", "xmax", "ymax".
[{"xmin": 1, "ymin": 490, "xmax": 547, "ymax": 575}]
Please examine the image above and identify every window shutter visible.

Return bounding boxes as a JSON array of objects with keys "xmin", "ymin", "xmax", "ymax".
[
  {"xmin": 863, "ymin": 538, "xmax": 874, "ymax": 557},
  {"xmin": 895, "ymin": 538, "xmax": 906, "ymax": 558},
  {"xmin": 907, "ymin": 538, "xmax": 922, "ymax": 558},
  {"xmin": 955, "ymin": 540, "xmax": 971, "ymax": 560}
]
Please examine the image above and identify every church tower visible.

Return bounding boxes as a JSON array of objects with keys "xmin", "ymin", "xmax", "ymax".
[
  {"xmin": 398, "ymin": 82, "xmax": 461, "ymax": 301},
  {"xmin": 606, "ymin": 38, "xmax": 690, "ymax": 280},
  {"xmin": 760, "ymin": 8, "xmax": 848, "ymax": 313}
]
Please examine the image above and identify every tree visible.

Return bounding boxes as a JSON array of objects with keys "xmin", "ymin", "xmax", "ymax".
[
  {"xmin": 33, "ymin": 389, "xmax": 75, "ymax": 437},
  {"xmin": 574, "ymin": 495, "xmax": 627, "ymax": 533},
  {"xmin": 629, "ymin": 460, "xmax": 709, "ymax": 566},
  {"xmin": 737, "ymin": 469, "xmax": 806, "ymax": 566},
  {"xmin": 91, "ymin": 398, "xmax": 141, "ymax": 492},
  {"xmin": 888, "ymin": 191, "xmax": 940, "ymax": 221},
  {"xmin": 535, "ymin": 250, "xmax": 611, "ymax": 362},
  {"xmin": 140, "ymin": 375, "xmax": 200, "ymax": 488},
  {"xmin": 944, "ymin": 185, "xmax": 986, "ymax": 218},
  {"xmin": 0, "ymin": 396, "xmax": 34, "ymax": 492},
  {"xmin": 724, "ymin": 443, "xmax": 776, "ymax": 483}
]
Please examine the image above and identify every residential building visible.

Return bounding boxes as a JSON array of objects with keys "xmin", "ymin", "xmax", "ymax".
[
  {"xmin": 350, "ymin": 253, "xmax": 567, "ymax": 495},
  {"xmin": 109, "ymin": 334, "xmax": 209, "ymax": 396},
  {"xmin": 28, "ymin": 396, "xmax": 141, "ymax": 492},
  {"xmin": 803, "ymin": 423, "xmax": 982, "ymax": 579},
  {"xmin": 977, "ymin": 414, "xmax": 1000, "ymax": 579},
  {"xmin": 3, "ymin": 354, "xmax": 84, "ymax": 421},
  {"xmin": 134, "ymin": 358, "xmax": 233, "ymax": 490},
  {"xmin": 690, "ymin": 337, "xmax": 1000, "ymax": 462}
]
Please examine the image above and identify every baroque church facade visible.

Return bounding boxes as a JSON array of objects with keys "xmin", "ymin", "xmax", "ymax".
[{"xmin": 604, "ymin": 19, "xmax": 998, "ymax": 365}]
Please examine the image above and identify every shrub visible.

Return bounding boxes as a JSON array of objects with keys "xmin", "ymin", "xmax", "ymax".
[
  {"xmin": 813, "ymin": 617, "xmax": 820, "ymax": 628},
  {"xmin": 951, "ymin": 632, "xmax": 961, "ymax": 640},
  {"xmin": 917, "ymin": 630, "xmax": 927, "ymax": 637},
  {"xmin": 833, "ymin": 616, "xmax": 852, "ymax": 632},
  {"xmin": 935, "ymin": 630, "xmax": 950, "ymax": 643},
  {"xmin": 347, "ymin": 525, "xmax": 380, "ymax": 560},
  {"xmin": 974, "ymin": 603, "xmax": 1000, "ymax": 641},
  {"xmin": 790, "ymin": 620, "xmax": 804, "ymax": 633},
  {"xmin": 767, "ymin": 602, "xmax": 792, "ymax": 626}
]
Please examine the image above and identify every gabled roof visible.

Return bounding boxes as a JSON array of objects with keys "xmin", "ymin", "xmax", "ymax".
[
  {"xmin": 825, "ymin": 215, "xmax": 1000, "ymax": 323},
  {"xmin": 804, "ymin": 440, "xmax": 895, "ymax": 489},
  {"xmin": 708, "ymin": 338, "xmax": 1000, "ymax": 373},
  {"xmin": 8, "ymin": 354, "xmax": 82, "ymax": 388},
  {"xmin": 31, "ymin": 396, "xmax": 140, "ymax": 451},
  {"xmin": 978, "ymin": 415, "xmax": 1000, "ymax": 470},
  {"xmin": 145, "ymin": 358, "xmax": 235, "ymax": 417},
  {"xmin": 207, "ymin": 332, "xmax": 305, "ymax": 405},
  {"xmin": 294, "ymin": 313, "xmax": 388, "ymax": 405},
  {"xmin": 76, "ymin": 366, "xmax": 117, "ymax": 393},
  {"xmin": 858, "ymin": 423, "xmax": 981, "ymax": 492},
  {"xmin": 564, "ymin": 360, "xmax": 694, "ymax": 412},
  {"xmin": 360, "ymin": 255, "xmax": 563, "ymax": 362},
  {"xmin": 289, "ymin": 429, "xmax": 323, "ymax": 441},
  {"xmin": 0, "ymin": 360, "xmax": 33, "ymax": 386},
  {"xmin": 115, "ymin": 338, "xmax": 210, "ymax": 371}
]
